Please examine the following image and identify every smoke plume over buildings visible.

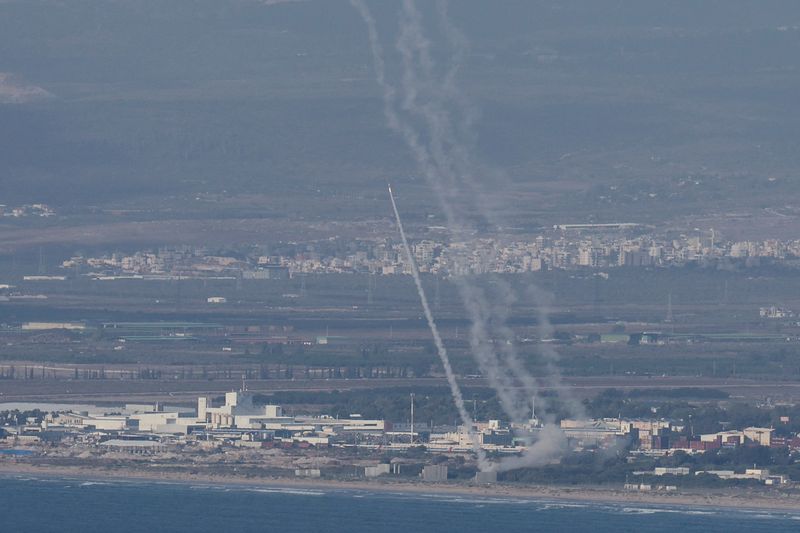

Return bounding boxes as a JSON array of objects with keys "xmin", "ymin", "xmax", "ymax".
[{"xmin": 352, "ymin": 0, "xmax": 584, "ymax": 471}]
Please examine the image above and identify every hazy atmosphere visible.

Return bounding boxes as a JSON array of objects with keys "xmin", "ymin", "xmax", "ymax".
[
  {"xmin": 3, "ymin": 2, "xmax": 800, "ymax": 531},
  {"xmin": 3, "ymin": 2, "xmax": 800, "ymax": 220}
]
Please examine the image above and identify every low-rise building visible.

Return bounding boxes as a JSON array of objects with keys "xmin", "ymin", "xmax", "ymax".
[
  {"xmin": 55, "ymin": 412, "xmax": 129, "ymax": 431},
  {"xmin": 365, "ymin": 464, "xmax": 391, "ymax": 478},
  {"xmin": 654, "ymin": 467, "xmax": 690, "ymax": 476},
  {"xmin": 99, "ymin": 439, "xmax": 166, "ymax": 454},
  {"xmin": 131, "ymin": 411, "xmax": 203, "ymax": 434},
  {"xmin": 743, "ymin": 427, "xmax": 774, "ymax": 447},
  {"xmin": 422, "ymin": 465, "xmax": 448, "ymax": 482}
]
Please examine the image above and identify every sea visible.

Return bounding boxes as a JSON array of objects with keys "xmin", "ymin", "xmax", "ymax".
[{"xmin": 2, "ymin": 475, "xmax": 799, "ymax": 532}]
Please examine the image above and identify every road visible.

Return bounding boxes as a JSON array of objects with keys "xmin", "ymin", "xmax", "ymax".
[{"xmin": 0, "ymin": 376, "xmax": 797, "ymax": 404}]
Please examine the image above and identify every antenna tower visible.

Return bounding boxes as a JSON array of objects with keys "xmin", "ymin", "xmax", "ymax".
[
  {"xmin": 410, "ymin": 393, "xmax": 415, "ymax": 444},
  {"xmin": 666, "ymin": 292, "xmax": 673, "ymax": 323}
]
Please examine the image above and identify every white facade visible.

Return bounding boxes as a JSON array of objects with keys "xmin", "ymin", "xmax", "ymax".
[
  {"xmin": 131, "ymin": 411, "xmax": 200, "ymax": 433},
  {"xmin": 199, "ymin": 392, "xmax": 285, "ymax": 429},
  {"xmin": 56, "ymin": 412, "xmax": 128, "ymax": 431},
  {"xmin": 743, "ymin": 427, "xmax": 773, "ymax": 447}
]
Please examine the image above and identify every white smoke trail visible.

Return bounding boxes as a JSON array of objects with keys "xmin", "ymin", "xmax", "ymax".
[
  {"xmin": 388, "ymin": 184, "xmax": 487, "ymax": 467},
  {"xmin": 392, "ymin": 0, "xmax": 557, "ymax": 421},
  {"xmin": 527, "ymin": 285, "xmax": 586, "ymax": 421},
  {"xmin": 353, "ymin": 0, "xmax": 528, "ymax": 431},
  {"xmin": 352, "ymin": 0, "xmax": 580, "ymax": 471},
  {"xmin": 391, "ymin": 2, "xmax": 538, "ymax": 423},
  {"xmin": 349, "ymin": 0, "xmax": 458, "ymax": 223},
  {"xmin": 398, "ymin": 0, "xmax": 508, "ymax": 224}
]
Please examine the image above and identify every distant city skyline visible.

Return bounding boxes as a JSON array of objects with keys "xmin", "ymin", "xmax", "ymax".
[{"xmin": 58, "ymin": 230, "xmax": 800, "ymax": 279}]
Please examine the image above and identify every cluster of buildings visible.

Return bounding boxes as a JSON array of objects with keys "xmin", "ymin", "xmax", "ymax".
[
  {"xmin": 0, "ymin": 389, "xmax": 543, "ymax": 458},
  {"xmin": 562, "ymin": 418, "xmax": 796, "ymax": 486},
  {"xmin": 60, "ymin": 247, "xmax": 289, "ymax": 281},
  {"xmin": 2, "ymin": 394, "xmax": 798, "ymax": 486},
  {"xmin": 760, "ymin": 306, "xmax": 795, "ymax": 319},
  {"xmin": 0, "ymin": 203, "xmax": 54, "ymax": 218},
  {"xmin": 629, "ymin": 467, "xmax": 788, "ymax": 487},
  {"xmin": 386, "ymin": 232, "xmax": 800, "ymax": 274},
  {"xmin": 560, "ymin": 417, "xmax": 800, "ymax": 455},
  {"xmin": 58, "ymin": 229, "xmax": 800, "ymax": 279},
  {"xmin": 7, "ymin": 391, "xmax": 797, "ymax": 462},
  {"xmin": 4, "ymin": 391, "xmax": 798, "ymax": 459},
  {"xmin": 16, "ymin": 391, "xmax": 388, "ymax": 449}
]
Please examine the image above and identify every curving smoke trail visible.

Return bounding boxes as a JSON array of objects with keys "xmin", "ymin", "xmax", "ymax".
[{"xmin": 351, "ymin": 0, "xmax": 582, "ymax": 471}]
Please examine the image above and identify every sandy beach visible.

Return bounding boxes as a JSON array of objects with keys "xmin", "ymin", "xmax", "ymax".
[{"xmin": 1, "ymin": 461, "xmax": 798, "ymax": 513}]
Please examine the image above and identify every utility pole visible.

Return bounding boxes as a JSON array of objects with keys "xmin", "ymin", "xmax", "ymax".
[
  {"xmin": 410, "ymin": 393, "xmax": 415, "ymax": 445},
  {"xmin": 665, "ymin": 292, "xmax": 673, "ymax": 323}
]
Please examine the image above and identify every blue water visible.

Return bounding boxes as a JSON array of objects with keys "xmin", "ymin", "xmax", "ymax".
[
  {"xmin": 0, "ymin": 449, "xmax": 34, "ymax": 455},
  {"xmin": 2, "ymin": 476, "xmax": 799, "ymax": 532}
]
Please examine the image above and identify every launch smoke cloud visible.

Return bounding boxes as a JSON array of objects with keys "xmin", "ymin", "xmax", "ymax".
[{"xmin": 352, "ymin": 0, "xmax": 583, "ymax": 471}]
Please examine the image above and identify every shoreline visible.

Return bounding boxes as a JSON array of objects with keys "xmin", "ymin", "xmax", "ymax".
[{"xmin": 1, "ymin": 462, "xmax": 799, "ymax": 513}]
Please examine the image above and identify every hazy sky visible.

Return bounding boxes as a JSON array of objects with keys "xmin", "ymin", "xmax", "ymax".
[{"xmin": 2, "ymin": 1, "xmax": 799, "ymax": 216}]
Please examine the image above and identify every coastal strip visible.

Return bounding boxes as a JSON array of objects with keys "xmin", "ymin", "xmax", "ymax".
[{"xmin": 1, "ymin": 462, "xmax": 798, "ymax": 513}]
